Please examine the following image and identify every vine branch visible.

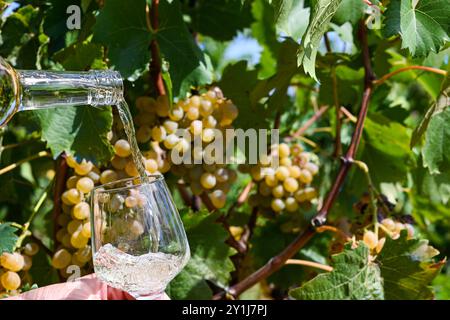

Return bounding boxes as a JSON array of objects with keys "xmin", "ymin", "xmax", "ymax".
[
  {"xmin": 288, "ymin": 105, "xmax": 329, "ymax": 140},
  {"xmin": 14, "ymin": 182, "xmax": 52, "ymax": 250},
  {"xmin": 213, "ymin": 21, "xmax": 376, "ymax": 300},
  {"xmin": 0, "ymin": 151, "xmax": 50, "ymax": 176},
  {"xmin": 373, "ymin": 66, "xmax": 447, "ymax": 86},
  {"xmin": 285, "ymin": 259, "xmax": 333, "ymax": 272}
]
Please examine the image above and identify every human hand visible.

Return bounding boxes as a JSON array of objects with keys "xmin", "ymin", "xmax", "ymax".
[{"xmin": 4, "ymin": 273, "xmax": 170, "ymax": 300}]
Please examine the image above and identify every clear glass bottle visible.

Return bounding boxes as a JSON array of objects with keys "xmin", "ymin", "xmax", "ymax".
[{"xmin": 0, "ymin": 56, "xmax": 123, "ymax": 127}]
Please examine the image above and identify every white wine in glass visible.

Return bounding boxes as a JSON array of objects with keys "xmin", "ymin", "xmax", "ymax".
[{"xmin": 90, "ymin": 174, "xmax": 190, "ymax": 300}]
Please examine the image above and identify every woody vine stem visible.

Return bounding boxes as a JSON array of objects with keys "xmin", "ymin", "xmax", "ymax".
[{"xmin": 213, "ymin": 20, "xmax": 375, "ymax": 300}]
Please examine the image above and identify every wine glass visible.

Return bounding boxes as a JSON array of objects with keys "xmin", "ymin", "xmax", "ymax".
[{"xmin": 90, "ymin": 174, "xmax": 190, "ymax": 300}]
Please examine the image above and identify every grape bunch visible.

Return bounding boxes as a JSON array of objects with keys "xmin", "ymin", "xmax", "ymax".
[
  {"xmin": 52, "ymin": 87, "xmax": 239, "ymax": 277},
  {"xmin": 53, "ymin": 137, "xmax": 155, "ymax": 278},
  {"xmin": 0, "ymin": 243, "xmax": 39, "ymax": 296},
  {"xmin": 134, "ymin": 87, "xmax": 239, "ymax": 209},
  {"xmin": 243, "ymin": 142, "xmax": 319, "ymax": 214}
]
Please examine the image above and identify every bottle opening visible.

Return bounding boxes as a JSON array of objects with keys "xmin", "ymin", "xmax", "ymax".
[{"xmin": 90, "ymin": 70, "xmax": 124, "ymax": 107}]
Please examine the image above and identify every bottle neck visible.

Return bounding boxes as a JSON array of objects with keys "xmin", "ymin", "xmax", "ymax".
[{"xmin": 17, "ymin": 70, "xmax": 123, "ymax": 111}]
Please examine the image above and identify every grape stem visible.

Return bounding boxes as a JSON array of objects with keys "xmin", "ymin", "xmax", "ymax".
[
  {"xmin": 285, "ymin": 259, "xmax": 333, "ymax": 272},
  {"xmin": 213, "ymin": 21, "xmax": 376, "ymax": 300},
  {"xmin": 331, "ymin": 67, "xmax": 342, "ymax": 157},
  {"xmin": 199, "ymin": 193, "xmax": 247, "ymax": 254},
  {"xmin": 340, "ymin": 106, "xmax": 357, "ymax": 123},
  {"xmin": 14, "ymin": 182, "xmax": 52, "ymax": 250},
  {"xmin": 226, "ymin": 181, "xmax": 253, "ymax": 217},
  {"xmin": 52, "ymin": 155, "xmax": 68, "ymax": 254},
  {"xmin": 236, "ymin": 207, "xmax": 258, "ymax": 254},
  {"xmin": 287, "ymin": 105, "xmax": 329, "ymax": 140},
  {"xmin": 176, "ymin": 182, "xmax": 193, "ymax": 208},
  {"xmin": 353, "ymin": 160, "xmax": 379, "ymax": 237},
  {"xmin": 316, "ymin": 225, "xmax": 351, "ymax": 241},
  {"xmin": 0, "ymin": 151, "xmax": 50, "ymax": 176},
  {"xmin": 373, "ymin": 66, "xmax": 447, "ymax": 86}
]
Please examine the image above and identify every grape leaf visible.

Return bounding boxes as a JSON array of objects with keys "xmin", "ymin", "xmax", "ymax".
[
  {"xmin": 0, "ymin": 5, "xmax": 39, "ymax": 57},
  {"xmin": 0, "ymin": 4, "xmax": 46, "ymax": 69},
  {"xmin": 413, "ymin": 165, "xmax": 450, "ymax": 205},
  {"xmin": 332, "ymin": 0, "xmax": 366, "ymax": 25},
  {"xmin": 289, "ymin": 242, "xmax": 385, "ymax": 300},
  {"xmin": 157, "ymin": 0, "xmax": 213, "ymax": 98},
  {"xmin": 297, "ymin": 0, "xmax": 342, "ymax": 81},
  {"xmin": 0, "ymin": 223, "xmax": 18, "ymax": 254},
  {"xmin": 274, "ymin": 0, "xmax": 310, "ymax": 41},
  {"xmin": 251, "ymin": 39, "xmax": 300, "ymax": 127},
  {"xmin": 53, "ymin": 42, "xmax": 107, "ymax": 71},
  {"xmin": 187, "ymin": 0, "xmax": 253, "ymax": 41},
  {"xmin": 167, "ymin": 210, "xmax": 235, "ymax": 299},
  {"xmin": 93, "ymin": 0, "xmax": 151, "ymax": 80},
  {"xmin": 355, "ymin": 114, "xmax": 413, "ymax": 187},
  {"xmin": 218, "ymin": 61, "xmax": 270, "ymax": 129},
  {"xmin": 411, "ymin": 66, "xmax": 449, "ymax": 148},
  {"xmin": 433, "ymin": 274, "xmax": 450, "ymax": 300},
  {"xmin": 31, "ymin": 106, "xmax": 114, "ymax": 164},
  {"xmin": 422, "ymin": 108, "xmax": 450, "ymax": 174},
  {"xmin": 251, "ymin": 0, "xmax": 279, "ymax": 77},
  {"xmin": 377, "ymin": 231, "xmax": 444, "ymax": 300},
  {"xmin": 384, "ymin": 0, "xmax": 450, "ymax": 57}
]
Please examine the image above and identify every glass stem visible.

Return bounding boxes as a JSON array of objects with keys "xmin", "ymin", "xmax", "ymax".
[{"xmin": 17, "ymin": 70, "xmax": 123, "ymax": 111}]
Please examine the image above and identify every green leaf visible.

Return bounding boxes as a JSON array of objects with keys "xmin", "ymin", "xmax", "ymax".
[
  {"xmin": 274, "ymin": 0, "xmax": 310, "ymax": 41},
  {"xmin": 93, "ymin": 0, "xmax": 151, "ymax": 80},
  {"xmin": 167, "ymin": 210, "xmax": 235, "ymax": 299},
  {"xmin": 384, "ymin": 0, "xmax": 450, "ymax": 57},
  {"xmin": 53, "ymin": 42, "xmax": 107, "ymax": 71},
  {"xmin": 332, "ymin": 0, "xmax": 366, "ymax": 25},
  {"xmin": 357, "ymin": 114, "xmax": 413, "ymax": 186},
  {"xmin": 32, "ymin": 106, "xmax": 114, "ymax": 164},
  {"xmin": 157, "ymin": 0, "xmax": 214, "ymax": 98},
  {"xmin": 289, "ymin": 242, "xmax": 384, "ymax": 300},
  {"xmin": 318, "ymin": 64, "xmax": 364, "ymax": 107},
  {"xmin": 0, "ymin": 5, "xmax": 46, "ymax": 69},
  {"xmin": 433, "ymin": 274, "xmax": 450, "ymax": 300},
  {"xmin": 422, "ymin": 108, "xmax": 450, "ymax": 174},
  {"xmin": 250, "ymin": 0, "xmax": 278, "ymax": 77},
  {"xmin": 411, "ymin": 66, "xmax": 449, "ymax": 148},
  {"xmin": 187, "ymin": 0, "xmax": 253, "ymax": 41},
  {"xmin": 414, "ymin": 167, "xmax": 450, "ymax": 205},
  {"xmin": 0, "ymin": 223, "xmax": 18, "ymax": 254},
  {"xmin": 251, "ymin": 39, "xmax": 299, "ymax": 118},
  {"xmin": 218, "ymin": 61, "xmax": 269, "ymax": 129},
  {"xmin": 377, "ymin": 231, "xmax": 443, "ymax": 300},
  {"xmin": 297, "ymin": 0, "xmax": 343, "ymax": 81}
]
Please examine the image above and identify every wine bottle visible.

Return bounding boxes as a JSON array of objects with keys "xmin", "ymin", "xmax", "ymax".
[{"xmin": 0, "ymin": 56, "xmax": 123, "ymax": 127}]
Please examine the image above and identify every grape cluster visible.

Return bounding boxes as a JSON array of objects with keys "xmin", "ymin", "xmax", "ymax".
[
  {"xmin": 134, "ymin": 88, "xmax": 239, "ymax": 209},
  {"xmin": 243, "ymin": 142, "xmax": 319, "ymax": 214},
  {"xmin": 0, "ymin": 243, "xmax": 39, "ymax": 296},
  {"xmin": 53, "ymin": 87, "xmax": 238, "ymax": 277},
  {"xmin": 53, "ymin": 138, "xmax": 155, "ymax": 279},
  {"xmin": 362, "ymin": 218, "xmax": 415, "ymax": 254}
]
